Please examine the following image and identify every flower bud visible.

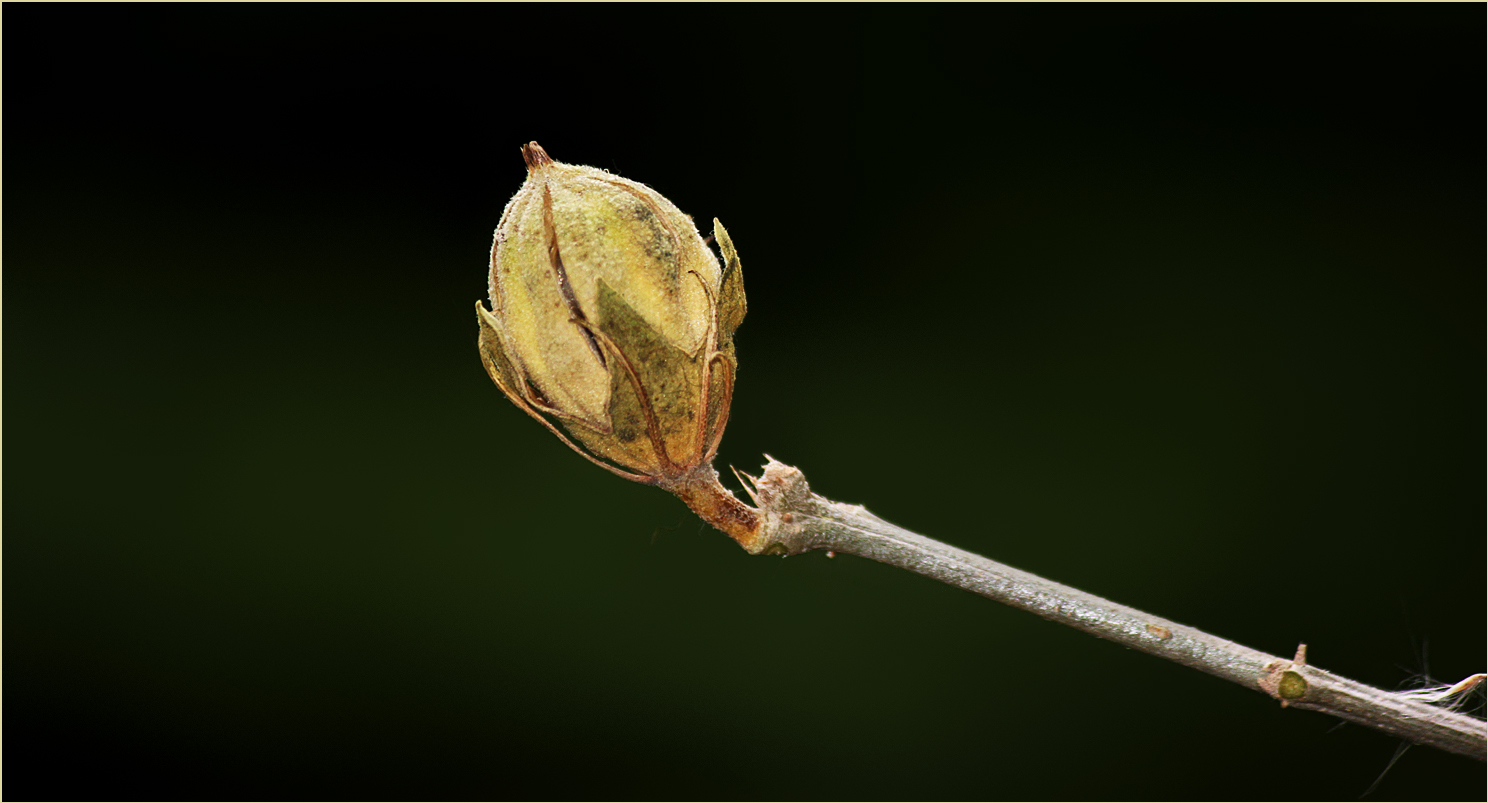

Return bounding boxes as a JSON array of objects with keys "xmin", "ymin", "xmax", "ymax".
[{"xmin": 477, "ymin": 142, "xmax": 747, "ymax": 487}]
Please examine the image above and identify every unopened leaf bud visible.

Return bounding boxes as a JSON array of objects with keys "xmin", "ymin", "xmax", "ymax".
[{"xmin": 477, "ymin": 142, "xmax": 748, "ymax": 507}]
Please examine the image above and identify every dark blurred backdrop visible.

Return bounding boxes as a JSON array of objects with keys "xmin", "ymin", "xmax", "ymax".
[{"xmin": 6, "ymin": 4, "xmax": 1484, "ymax": 800}]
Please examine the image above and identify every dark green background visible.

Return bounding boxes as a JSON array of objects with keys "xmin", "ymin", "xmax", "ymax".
[{"xmin": 8, "ymin": 5, "xmax": 1483, "ymax": 800}]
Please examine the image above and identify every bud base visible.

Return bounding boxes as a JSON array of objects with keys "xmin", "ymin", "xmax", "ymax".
[{"xmin": 664, "ymin": 469, "xmax": 762, "ymax": 551}]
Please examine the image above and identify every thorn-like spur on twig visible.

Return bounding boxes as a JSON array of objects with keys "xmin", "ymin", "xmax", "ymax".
[
  {"xmin": 1444, "ymin": 673, "xmax": 1487, "ymax": 699},
  {"xmin": 730, "ymin": 465, "xmax": 762, "ymax": 506}
]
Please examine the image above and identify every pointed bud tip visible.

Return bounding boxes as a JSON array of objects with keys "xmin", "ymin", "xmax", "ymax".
[{"xmin": 521, "ymin": 141, "xmax": 553, "ymax": 172}]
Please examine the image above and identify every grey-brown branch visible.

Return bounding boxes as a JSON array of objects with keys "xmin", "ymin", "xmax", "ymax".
[{"xmin": 733, "ymin": 457, "xmax": 1486, "ymax": 761}]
